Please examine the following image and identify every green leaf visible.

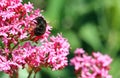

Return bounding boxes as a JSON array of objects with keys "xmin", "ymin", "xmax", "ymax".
[
  {"xmin": 63, "ymin": 30, "xmax": 81, "ymax": 52},
  {"xmin": 44, "ymin": 0, "xmax": 65, "ymax": 28},
  {"xmin": 79, "ymin": 23, "xmax": 102, "ymax": 50}
]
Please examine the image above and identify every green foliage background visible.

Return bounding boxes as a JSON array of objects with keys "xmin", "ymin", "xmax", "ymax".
[{"xmin": 1, "ymin": 0, "xmax": 120, "ymax": 78}]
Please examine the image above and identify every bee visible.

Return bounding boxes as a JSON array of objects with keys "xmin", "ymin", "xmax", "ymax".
[{"xmin": 34, "ymin": 16, "xmax": 47, "ymax": 36}]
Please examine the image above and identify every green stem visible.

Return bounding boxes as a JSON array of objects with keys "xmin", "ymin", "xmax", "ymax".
[
  {"xmin": 11, "ymin": 38, "xmax": 30, "ymax": 51},
  {"xmin": 33, "ymin": 73, "xmax": 37, "ymax": 78},
  {"xmin": 27, "ymin": 69, "xmax": 34, "ymax": 78},
  {"xmin": 11, "ymin": 42, "xmax": 19, "ymax": 51}
]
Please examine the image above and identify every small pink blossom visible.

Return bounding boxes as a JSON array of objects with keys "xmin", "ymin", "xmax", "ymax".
[{"xmin": 74, "ymin": 48, "xmax": 85, "ymax": 55}]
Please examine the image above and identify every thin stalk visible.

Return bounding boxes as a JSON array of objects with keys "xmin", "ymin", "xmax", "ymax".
[
  {"xmin": 11, "ymin": 42, "xmax": 19, "ymax": 51},
  {"xmin": 33, "ymin": 73, "xmax": 36, "ymax": 78},
  {"xmin": 27, "ymin": 68, "xmax": 34, "ymax": 78}
]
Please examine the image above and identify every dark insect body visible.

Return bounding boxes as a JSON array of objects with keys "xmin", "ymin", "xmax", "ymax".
[{"xmin": 34, "ymin": 17, "xmax": 47, "ymax": 36}]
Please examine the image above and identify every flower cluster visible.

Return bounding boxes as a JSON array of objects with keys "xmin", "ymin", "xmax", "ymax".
[
  {"xmin": 0, "ymin": 0, "xmax": 70, "ymax": 77},
  {"xmin": 0, "ymin": 0, "xmax": 51, "ymax": 46},
  {"xmin": 70, "ymin": 48, "xmax": 112, "ymax": 78},
  {"xmin": 43, "ymin": 34, "xmax": 70, "ymax": 70},
  {"xmin": 12, "ymin": 34, "xmax": 70, "ymax": 70}
]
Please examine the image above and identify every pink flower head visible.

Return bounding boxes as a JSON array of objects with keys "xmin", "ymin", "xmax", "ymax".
[
  {"xmin": 92, "ymin": 52, "xmax": 112, "ymax": 67},
  {"xmin": 70, "ymin": 48, "xmax": 112, "ymax": 78},
  {"xmin": 0, "ymin": 0, "xmax": 51, "ymax": 48},
  {"xmin": 0, "ymin": 55, "xmax": 20, "ymax": 75},
  {"xmin": 0, "ymin": 0, "xmax": 70, "ymax": 76},
  {"xmin": 41, "ymin": 34, "xmax": 70, "ymax": 70},
  {"xmin": 11, "ymin": 34, "xmax": 70, "ymax": 70},
  {"xmin": 12, "ymin": 42, "xmax": 44, "ymax": 68}
]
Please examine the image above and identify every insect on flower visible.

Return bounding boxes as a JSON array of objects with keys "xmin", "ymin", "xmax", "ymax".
[{"xmin": 34, "ymin": 16, "xmax": 47, "ymax": 36}]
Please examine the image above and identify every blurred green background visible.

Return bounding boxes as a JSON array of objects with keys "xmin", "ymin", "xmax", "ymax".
[{"xmin": 1, "ymin": 0, "xmax": 120, "ymax": 78}]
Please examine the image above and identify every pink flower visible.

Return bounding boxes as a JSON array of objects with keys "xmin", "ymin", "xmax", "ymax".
[
  {"xmin": 0, "ymin": 55, "xmax": 19, "ymax": 75},
  {"xmin": 41, "ymin": 34, "xmax": 70, "ymax": 70},
  {"xmin": 24, "ymin": 2, "xmax": 33, "ymax": 12},
  {"xmin": 92, "ymin": 52, "xmax": 112, "ymax": 67},
  {"xmin": 0, "ymin": 0, "xmax": 51, "ymax": 48},
  {"xmin": 74, "ymin": 48, "xmax": 85, "ymax": 55},
  {"xmin": 12, "ymin": 42, "xmax": 42, "ymax": 67},
  {"xmin": 0, "ymin": 0, "xmax": 70, "ymax": 76},
  {"xmin": 70, "ymin": 48, "xmax": 112, "ymax": 78},
  {"xmin": 12, "ymin": 34, "xmax": 70, "ymax": 70}
]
